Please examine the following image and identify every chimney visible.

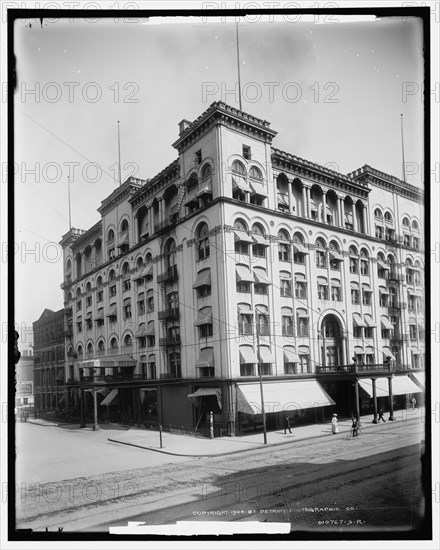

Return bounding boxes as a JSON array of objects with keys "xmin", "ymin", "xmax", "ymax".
[{"xmin": 178, "ymin": 119, "xmax": 192, "ymax": 135}]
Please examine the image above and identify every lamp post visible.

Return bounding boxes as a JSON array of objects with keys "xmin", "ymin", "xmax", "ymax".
[{"xmin": 255, "ymin": 308, "xmax": 267, "ymax": 445}]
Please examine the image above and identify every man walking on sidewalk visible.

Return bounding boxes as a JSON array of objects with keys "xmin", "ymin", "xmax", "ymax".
[
  {"xmin": 284, "ymin": 416, "xmax": 292, "ymax": 434},
  {"xmin": 378, "ymin": 408, "xmax": 386, "ymax": 422}
]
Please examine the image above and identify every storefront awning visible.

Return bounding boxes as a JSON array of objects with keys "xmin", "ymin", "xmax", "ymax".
[
  {"xmin": 236, "ymin": 265, "xmax": 254, "ymax": 283},
  {"xmin": 360, "ymin": 376, "xmax": 422, "ymax": 398},
  {"xmin": 239, "ymin": 346, "xmax": 258, "ymax": 364},
  {"xmin": 193, "ymin": 269, "xmax": 211, "ymax": 289},
  {"xmin": 195, "ymin": 348, "xmax": 214, "ymax": 368},
  {"xmin": 411, "ymin": 372, "xmax": 425, "ymax": 390},
  {"xmin": 283, "ymin": 348, "xmax": 300, "ymax": 363},
  {"xmin": 237, "ymin": 380, "xmax": 335, "ymax": 415},
  {"xmin": 100, "ymin": 389, "xmax": 119, "ymax": 406},
  {"xmin": 353, "ymin": 314, "xmax": 366, "ymax": 327},
  {"xmin": 187, "ymin": 387, "xmax": 222, "ymax": 409}
]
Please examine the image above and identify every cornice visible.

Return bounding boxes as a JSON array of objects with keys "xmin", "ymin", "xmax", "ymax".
[
  {"xmin": 98, "ymin": 179, "xmax": 143, "ymax": 216},
  {"xmin": 72, "ymin": 220, "xmax": 103, "ymax": 251},
  {"xmin": 129, "ymin": 160, "xmax": 180, "ymax": 209}
]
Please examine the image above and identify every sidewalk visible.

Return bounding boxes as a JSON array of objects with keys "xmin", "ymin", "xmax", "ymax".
[
  {"xmin": 24, "ymin": 406, "xmax": 424, "ymax": 458},
  {"xmin": 106, "ymin": 406, "xmax": 425, "ymax": 457}
]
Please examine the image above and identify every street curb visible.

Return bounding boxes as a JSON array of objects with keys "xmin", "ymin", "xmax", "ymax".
[{"xmin": 107, "ymin": 414, "xmax": 423, "ymax": 457}]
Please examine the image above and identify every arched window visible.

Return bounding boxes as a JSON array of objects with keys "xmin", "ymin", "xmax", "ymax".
[
  {"xmin": 412, "ymin": 220, "xmax": 419, "ymax": 231},
  {"xmin": 109, "ymin": 338, "xmax": 118, "ymax": 352},
  {"xmin": 402, "ymin": 217, "xmax": 410, "ymax": 227},
  {"xmin": 196, "ymin": 223, "xmax": 210, "ymax": 261},
  {"xmin": 231, "ymin": 160, "xmax": 246, "ymax": 176},
  {"xmin": 123, "ymin": 334, "xmax": 132, "ymax": 349},
  {"xmin": 201, "ymin": 164, "xmax": 212, "ymax": 181},
  {"xmin": 107, "ymin": 228, "xmax": 115, "ymax": 242},
  {"xmin": 384, "ymin": 211, "xmax": 393, "ymax": 223},
  {"xmin": 315, "ymin": 238, "xmax": 327, "ymax": 268},
  {"xmin": 120, "ymin": 219, "xmax": 129, "ymax": 234},
  {"xmin": 165, "ymin": 239, "xmax": 177, "ymax": 269},
  {"xmin": 66, "ymin": 258, "xmax": 72, "ymax": 271},
  {"xmin": 122, "ymin": 262, "xmax": 130, "ymax": 276},
  {"xmin": 374, "ymin": 208, "xmax": 382, "ymax": 218},
  {"xmin": 249, "ymin": 166, "xmax": 263, "ymax": 181},
  {"xmin": 108, "ymin": 269, "xmax": 116, "ymax": 282},
  {"xmin": 278, "ymin": 230, "xmax": 291, "ymax": 262}
]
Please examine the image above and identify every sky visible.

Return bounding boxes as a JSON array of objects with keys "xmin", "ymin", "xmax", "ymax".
[{"xmin": 11, "ymin": 12, "xmax": 427, "ymax": 333}]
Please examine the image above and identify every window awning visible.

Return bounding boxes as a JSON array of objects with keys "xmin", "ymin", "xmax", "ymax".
[
  {"xmin": 280, "ymin": 272, "xmax": 292, "ymax": 280},
  {"xmin": 146, "ymin": 323, "xmax": 155, "ymax": 336},
  {"xmin": 194, "ymin": 307, "xmax": 213, "ymax": 326},
  {"xmin": 94, "ymin": 310, "xmax": 104, "ymax": 321},
  {"xmin": 193, "ymin": 269, "xmax": 211, "ymax": 289},
  {"xmin": 135, "ymin": 325, "xmax": 147, "ymax": 337},
  {"xmin": 353, "ymin": 314, "xmax": 366, "ymax": 327},
  {"xmin": 117, "ymin": 233, "xmax": 129, "ymax": 248},
  {"xmin": 195, "ymin": 348, "xmax": 214, "ymax": 368},
  {"xmin": 250, "ymin": 181, "xmax": 268, "ymax": 197},
  {"xmin": 196, "ymin": 185, "xmax": 212, "ymax": 197},
  {"xmin": 239, "ymin": 346, "xmax": 258, "ymax": 364},
  {"xmin": 283, "ymin": 348, "xmax": 300, "ymax": 363},
  {"xmin": 237, "ymin": 380, "xmax": 335, "ymax": 415},
  {"xmin": 236, "ymin": 265, "xmax": 254, "ymax": 283},
  {"xmin": 277, "ymin": 193, "xmax": 289, "ymax": 206},
  {"xmin": 362, "ymin": 284, "xmax": 372, "ymax": 292},
  {"xmin": 377, "ymin": 260, "xmax": 390, "ymax": 270},
  {"xmin": 234, "ymin": 230, "xmax": 253, "ymax": 244},
  {"xmin": 381, "ymin": 317, "xmax": 393, "ymax": 330},
  {"xmin": 354, "ymin": 345, "xmax": 364, "ymax": 354},
  {"xmin": 183, "ymin": 195, "xmax": 198, "ymax": 207},
  {"xmin": 294, "ymin": 272, "xmax": 306, "ymax": 281},
  {"xmin": 329, "ymin": 250, "xmax": 343, "ymax": 261},
  {"xmin": 106, "ymin": 306, "xmax": 117, "ymax": 317},
  {"xmin": 100, "ymin": 389, "xmax": 119, "ymax": 406},
  {"xmin": 296, "ymin": 310, "xmax": 309, "ymax": 319},
  {"xmin": 382, "ymin": 347, "xmax": 396, "ymax": 360},
  {"xmin": 258, "ymin": 346, "xmax": 274, "ymax": 363},
  {"xmin": 330, "ymin": 279, "xmax": 341, "ymax": 287},
  {"xmin": 237, "ymin": 303, "xmax": 252, "ymax": 314},
  {"xmin": 232, "ymin": 176, "xmax": 250, "ymax": 193},
  {"xmin": 359, "ymin": 376, "xmax": 422, "ymax": 398},
  {"xmin": 293, "ymin": 242, "xmax": 308, "ymax": 254},
  {"xmin": 350, "ymin": 281, "xmax": 359, "ymax": 289},
  {"xmin": 317, "ymin": 276, "xmax": 328, "ymax": 285},
  {"xmin": 97, "ymin": 355, "xmax": 137, "ymax": 367},
  {"xmin": 364, "ymin": 315, "xmax": 376, "ymax": 327},
  {"xmin": 253, "ymin": 269, "xmax": 271, "ymax": 285},
  {"xmin": 379, "ymin": 287, "xmax": 390, "ymax": 295},
  {"xmin": 252, "ymin": 233, "xmax": 269, "ymax": 247}
]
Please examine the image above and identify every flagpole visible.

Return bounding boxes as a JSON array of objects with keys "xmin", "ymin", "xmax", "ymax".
[
  {"xmin": 117, "ymin": 120, "xmax": 122, "ymax": 186},
  {"xmin": 235, "ymin": 22, "xmax": 243, "ymax": 111},
  {"xmin": 400, "ymin": 113, "xmax": 406, "ymax": 183},
  {"xmin": 67, "ymin": 175, "xmax": 72, "ymax": 230}
]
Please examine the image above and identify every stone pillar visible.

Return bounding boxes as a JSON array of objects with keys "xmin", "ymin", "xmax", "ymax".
[
  {"xmin": 352, "ymin": 202, "xmax": 358, "ymax": 232},
  {"xmin": 302, "ymin": 186, "xmax": 307, "ymax": 218},
  {"xmin": 133, "ymin": 213, "xmax": 139, "ymax": 244},
  {"xmin": 306, "ymin": 187, "xmax": 311, "ymax": 219},
  {"xmin": 388, "ymin": 376, "xmax": 395, "ymax": 420},
  {"xmin": 337, "ymin": 197, "xmax": 344, "ymax": 228},
  {"xmin": 322, "ymin": 191, "xmax": 327, "ymax": 224},
  {"xmin": 372, "ymin": 378, "xmax": 378, "ymax": 423},
  {"xmin": 288, "ymin": 179, "xmax": 294, "ymax": 213},
  {"xmin": 353, "ymin": 379, "xmax": 360, "ymax": 424},
  {"xmin": 362, "ymin": 205, "xmax": 368, "ymax": 235}
]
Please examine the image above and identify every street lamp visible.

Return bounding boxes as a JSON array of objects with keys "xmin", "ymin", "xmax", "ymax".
[{"xmin": 255, "ymin": 307, "xmax": 267, "ymax": 445}]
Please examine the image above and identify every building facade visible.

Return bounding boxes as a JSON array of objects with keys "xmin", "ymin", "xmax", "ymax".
[
  {"xmin": 59, "ymin": 101, "xmax": 425, "ymax": 434},
  {"xmin": 33, "ymin": 309, "xmax": 66, "ymax": 412}
]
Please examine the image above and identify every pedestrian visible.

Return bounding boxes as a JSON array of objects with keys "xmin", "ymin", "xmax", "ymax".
[
  {"xmin": 411, "ymin": 397, "xmax": 417, "ymax": 409},
  {"xmin": 378, "ymin": 408, "xmax": 386, "ymax": 422},
  {"xmin": 283, "ymin": 416, "xmax": 291, "ymax": 434},
  {"xmin": 331, "ymin": 413, "xmax": 338, "ymax": 434},
  {"xmin": 351, "ymin": 417, "xmax": 358, "ymax": 438}
]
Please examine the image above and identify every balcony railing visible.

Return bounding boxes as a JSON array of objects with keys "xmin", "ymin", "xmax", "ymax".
[
  {"xmin": 158, "ymin": 306, "xmax": 180, "ymax": 320},
  {"xmin": 316, "ymin": 363, "xmax": 395, "ymax": 375},
  {"xmin": 155, "ymin": 216, "xmax": 179, "ymax": 232},
  {"xmin": 388, "ymin": 272, "xmax": 405, "ymax": 282},
  {"xmin": 391, "ymin": 333, "xmax": 409, "ymax": 342},
  {"xmin": 160, "ymin": 369, "xmax": 182, "ymax": 380},
  {"xmin": 159, "ymin": 336, "xmax": 181, "ymax": 347},
  {"xmin": 389, "ymin": 301, "xmax": 407, "ymax": 310},
  {"xmin": 157, "ymin": 266, "xmax": 178, "ymax": 283}
]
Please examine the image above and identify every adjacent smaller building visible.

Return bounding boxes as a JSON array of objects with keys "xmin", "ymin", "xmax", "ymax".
[{"xmin": 33, "ymin": 309, "xmax": 66, "ymax": 411}]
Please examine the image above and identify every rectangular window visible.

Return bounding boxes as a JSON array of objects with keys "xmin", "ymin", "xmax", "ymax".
[
  {"xmin": 86, "ymin": 296, "xmax": 92, "ymax": 307},
  {"xmin": 240, "ymin": 364, "xmax": 254, "ymax": 376},
  {"xmin": 254, "ymin": 283, "xmax": 268, "ymax": 295},
  {"xmin": 108, "ymin": 247, "xmax": 115, "ymax": 260},
  {"xmin": 279, "ymin": 244, "xmax": 290, "ymax": 262},
  {"xmin": 199, "ymin": 324, "xmax": 213, "ymax": 338},
  {"xmin": 295, "ymin": 281, "xmax": 307, "ymax": 299},
  {"xmin": 109, "ymin": 285, "xmax": 116, "ymax": 297},
  {"xmin": 404, "ymin": 234, "xmax": 411, "ymax": 246},
  {"xmin": 97, "ymin": 291, "xmax": 103, "ymax": 303},
  {"xmin": 138, "ymin": 300, "xmax": 145, "ymax": 315},
  {"xmin": 260, "ymin": 364, "xmax": 272, "ymax": 376},
  {"xmin": 124, "ymin": 304, "xmax": 132, "ymax": 319},
  {"xmin": 147, "ymin": 335, "xmax": 155, "ymax": 347},
  {"xmin": 353, "ymin": 326, "xmax": 362, "ymax": 338},
  {"xmin": 317, "ymin": 285, "xmax": 328, "ymax": 300},
  {"xmin": 349, "ymin": 258, "xmax": 358, "ymax": 274},
  {"xmin": 381, "ymin": 329, "xmax": 389, "ymax": 339},
  {"xmin": 364, "ymin": 327, "xmax": 373, "ymax": 338},
  {"xmin": 123, "ymin": 279, "xmax": 131, "ymax": 292},
  {"xmin": 147, "ymin": 297, "xmax": 154, "ymax": 312},
  {"xmin": 297, "ymin": 318, "xmax": 309, "ymax": 337},
  {"xmin": 252, "ymin": 244, "xmax": 266, "ymax": 258},
  {"xmin": 77, "ymin": 322, "xmax": 82, "ymax": 333},
  {"xmin": 351, "ymin": 289, "xmax": 360, "ymax": 304},
  {"xmin": 360, "ymin": 260, "xmax": 369, "ymax": 276},
  {"xmin": 409, "ymin": 325, "xmax": 417, "ymax": 340},
  {"xmin": 235, "ymin": 241, "xmax": 249, "ymax": 255},
  {"xmin": 375, "ymin": 226, "xmax": 383, "ymax": 239},
  {"xmin": 379, "ymin": 294, "xmax": 388, "ymax": 307},
  {"xmin": 197, "ymin": 285, "xmax": 212, "ymax": 298},
  {"xmin": 315, "ymin": 250, "xmax": 326, "ymax": 268},
  {"xmin": 280, "ymin": 279, "xmax": 292, "ymax": 297},
  {"xmin": 195, "ymin": 149, "xmax": 202, "ymax": 165},
  {"xmin": 293, "ymin": 252, "xmax": 305, "ymax": 264},
  {"xmin": 329, "ymin": 259, "xmax": 340, "ymax": 270},
  {"xmin": 299, "ymin": 355, "xmax": 310, "ymax": 374},
  {"xmin": 282, "ymin": 316, "xmax": 294, "ymax": 336},
  {"xmin": 331, "ymin": 286, "xmax": 341, "ymax": 301},
  {"xmin": 236, "ymin": 281, "xmax": 251, "ymax": 293},
  {"xmin": 76, "ymin": 300, "xmax": 82, "ymax": 311},
  {"xmin": 362, "ymin": 291, "xmax": 372, "ymax": 305},
  {"xmin": 242, "ymin": 145, "xmax": 251, "ymax": 160},
  {"xmin": 413, "ymin": 237, "xmax": 420, "ymax": 250}
]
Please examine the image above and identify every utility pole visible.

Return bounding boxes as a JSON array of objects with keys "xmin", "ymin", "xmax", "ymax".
[{"xmin": 255, "ymin": 309, "xmax": 267, "ymax": 444}]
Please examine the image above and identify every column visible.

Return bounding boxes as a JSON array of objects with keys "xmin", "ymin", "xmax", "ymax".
[
  {"xmin": 133, "ymin": 213, "xmax": 139, "ymax": 244},
  {"xmin": 341, "ymin": 333, "xmax": 347, "ymax": 365},
  {"xmin": 352, "ymin": 202, "xmax": 358, "ymax": 232},
  {"xmin": 80, "ymin": 387, "xmax": 86, "ymax": 428},
  {"xmin": 148, "ymin": 205, "xmax": 154, "ymax": 234},
  {"xmin": 288, "ymin": 179, "xmax": 294, "ymax": 213},
  {"xmin": 306, "ymin": 186, "xmax": 311, "ymax": 219},
  {"xmin": 371, "ymin": 377, "xmax": 378, "ymax": 423},
  {"xmin": 362, "ymin": 205, "xmax": 369, "ymax": 235},
  {"xmin": 388, "ymin": 376, "xmax": 395, "ymax": 420},
  {"xmin": 322, "ymin": 191, "xmax": 327, "ymax": 224},
  {"xmin": 353, "ymin": 379, "xmax": 360, "ymax": 424},
  {"xmin": 302, "ymin": 186, "xmax": 307, "ymax": 218},
  {"xmin": 337, "ymin": 197, "xmax": 344, "ymax": 228}
]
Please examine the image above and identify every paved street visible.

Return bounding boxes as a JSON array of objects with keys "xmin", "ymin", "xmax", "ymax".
[{"xmin": 15, "ymin": 416, "xmax": 425, "ymax": 534}]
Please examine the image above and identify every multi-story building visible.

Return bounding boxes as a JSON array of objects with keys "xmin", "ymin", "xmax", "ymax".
[
  {"xmin": 33, "ymin": 309, "xmax": 66, "ymax": 412},
  {"xmin": 15, "ymin": 327, "xmax": 34, "ymax": 408},
  {"xmin": 59, "ymin": 101, "xmax": 425, "ymax": 434}
]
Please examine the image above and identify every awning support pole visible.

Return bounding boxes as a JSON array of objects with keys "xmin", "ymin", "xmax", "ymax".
[
  {"xmin": 93, "ymin": 387, "xmax": 100, "ymax": 432},
  {"xmin": 256, "ymin": 311, "xmax": 267, "ymax": 445},
  {"xmin": 372, "ymin": 378, "xmax": 378, "ymax": 424}
]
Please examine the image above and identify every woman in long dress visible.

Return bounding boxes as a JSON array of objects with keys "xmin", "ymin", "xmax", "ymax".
[{"xmin": 331, "ymin": 413, "xmax": 339, "ymax": 434}]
